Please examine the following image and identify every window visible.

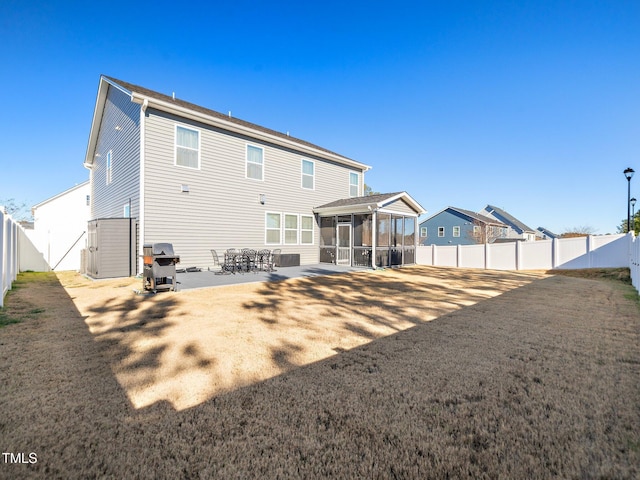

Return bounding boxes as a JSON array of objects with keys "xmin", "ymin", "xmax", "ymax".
[
  {"xmin": 349, "ymin": 172, "xmax": 359, "ymax": 197},
  {"xmin": 175, "ymin": 125, "xmax": 199, "ymax": 168},
  {"xmin": 266, "ymin": 213, "xmax": 281, "ymax": 244},
  {"xmin": 301, "ymin": 215, "xmax": 314, "ymax": 244},
  {"xmin": 106, "ymin": 150, "xmax": 112, "ymax": 184},
  {"xmin": 86, "ymin": 195, "xmax": 90, "ymax": 206},
  {"xmin": 302, "ymin": 159, "xmax": 314, "ymax": 189},
  {"xmin": 284, "ymin": 214, "xmax": 298, "ymax": 244},
  {"xmin": 246, "ymin": 145, "xmax": 264, "ymax": 180},
  {"xmin": 420, "ymin": 227, "xmax": 427, "ymax": 238},
  {"xmin": 453, "ymin": 226, "xmax": 460, "ymax": 237},
  {"xmin": 438, "ymin": 227, "xmax": 445, "ymax": 237},
  {"xmin": 474, "ymin": 225, "xmax": 481, "ymax": 235},
  {"xmin": 123, "ymin": 204, "xmax": 130, "ymax": 218}
]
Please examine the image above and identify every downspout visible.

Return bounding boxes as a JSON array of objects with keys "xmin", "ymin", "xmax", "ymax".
[
  {"xmin": 138, "ymin": 98, "xmax": 148, "ymax": 274},
  {"xmin": 371, "ymin": 209, "xmax": 377, "ymax": 269}
]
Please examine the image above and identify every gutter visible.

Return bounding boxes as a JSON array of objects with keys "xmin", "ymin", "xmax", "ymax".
[{"xmin": 129, "ymin": 93, "xmax": 371, "ymax": 172}]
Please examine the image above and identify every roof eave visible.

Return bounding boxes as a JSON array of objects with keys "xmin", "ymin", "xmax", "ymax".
[{"xmin": 130, "ymin": 92, "xmax": 372, "ymax": 171}]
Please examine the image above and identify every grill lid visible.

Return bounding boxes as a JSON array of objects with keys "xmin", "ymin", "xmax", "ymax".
[{"xmin": 151, "ymin": 242, "xmax": 175, "ymax": 256}]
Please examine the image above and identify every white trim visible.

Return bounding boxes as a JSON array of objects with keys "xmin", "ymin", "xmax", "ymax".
[
  {"xmin": 301, "ymin": 159, "xmax": 315, "ymax": 190},
  {"xmin": 174, "ymin": 124, "xmax": 201, "ymax": 170},
  {"xmin": 246, "ymin": 144, "xmax": 264, "ymax": 181},
  {"xmin": 106, "ymin": 150, "xmax": 113, "ymax": 185},
  {"xmin": 453, "ymin": 226, "xmax": 460, "ymax": 237},
  {"xmin": 284, "ymin": 213, "xmax": 299, "ymax": 245},
  {"xmin": 265, "ymin": 211, "xmax": 282, "ymax": 245},
  {"xmin": 349, "ymin": 171, "xmax": 359, "ymax": 197},
  {"xmin": 300, "ymin": 214, "xmax": 314, "ymax": 245},
  {"xmin": 128, "ymin": 89, "xmax": 371, "ymax": 172},
  {"xmin": 438, "ymin": 226, "xmax": 445, "ymax": 237}
]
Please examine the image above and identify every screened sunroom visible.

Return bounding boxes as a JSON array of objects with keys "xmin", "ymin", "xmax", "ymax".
[{"xmin": 313, "ymin": 192, "xmax": 426, "ymax": 268}]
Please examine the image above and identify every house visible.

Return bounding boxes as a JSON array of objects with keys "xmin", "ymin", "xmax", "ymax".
[
  {"xmin": 536, "ymin": 227, "xmax": 558, "ymax": 240},
  {"xmin": 480, "ymin": 205, "xmax": 537, "ymax": 242},
  {"xmin": 419, "ymin": 207, "xmax": 508, "ymax": 246},
  {"xmin": 83, "ymin": 76, "xmax": 425, "ymax": 273},
  {"xmin": 28, "ymin": 181, "xmax": 91, "ymax": 271}
]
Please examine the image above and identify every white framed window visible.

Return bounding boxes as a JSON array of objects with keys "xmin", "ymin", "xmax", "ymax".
[
  {"xmin": 301, "ymin": 215, "xmax": 314, "ymax": 244},
  {"xmin": 265, "ymin": 212, "xmax": 281, "ymax": 244},
  {"xmin": 106, "ymin": 150, "xmax": 112, "ymax": 184},
  {"xmin": 302, "ymin": 159, "xmax": 315, "ymax": 189},
  {"xmin": 284, "ymin": 214, "xmax": 298, "ymax": 244},
  {"xmin": 474, "ymin": 225, "xmax": 481, "ymax": 235},
  {"xmin": 349, "ymin": 172, "xmax": 359, "ymax": 197},
  {"xmin": 246, "ymin": 145, "xmax": 264, "ymax": 180},
  {"xmin": 420, "ymin": 227, "xmax": 427, "ymax": 237},
  {"xmin": 175, "ymin": 125, "xmax": 200, "ymax": 169},
  {"xmin": 453, "ymin": 226, "xmax": 460, "ymax": 237},
  {"xmin": 438, "ymin": 227, "xmax": 445, "ymax": 237},
  {"xmin": 86, "ymin": 195, "xmax": 90, "ymax": 206},
  {"xmin": 123, "ymin": 204, "xmax": 130, "ymax": 218}
]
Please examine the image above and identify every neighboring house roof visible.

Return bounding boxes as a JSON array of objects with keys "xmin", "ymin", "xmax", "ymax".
[
  {"xmin": 31, "ymin": 180, "xmax": 90, "ymax": 212},
  {"xmin": 84, "ymin": 75, "xmax": 371, "ymax": 173},
  {"xmin": 420, "ymin": 206, "xmax": 506, "ymax": 226},
  {"xmin": 537, "ymin": 226, "xmax": 558, "ymax": 239},
  {"xmin": 314, "ymin": 192, "xmax": 426, "ymax": 215},
  {"xmin": 481, "ymin": 205, "xmax": 536, "ymax": 234}
]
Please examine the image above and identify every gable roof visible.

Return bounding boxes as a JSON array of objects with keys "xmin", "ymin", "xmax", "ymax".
[
  {"xmin": 482, "ymin": 205, "xmax": 536, "ymax": 234},
  {"xmin": 31, "ymin": 180, "xmax": 90, "ymax": 210},
  {"xmin": 420, "ymin": 206, "xmax": 506, "ymax": 226},
  {"xmin": 84, "ymin": 75, "xmax": 371, "ymax": 172},
  {"xmin": 537, "ymin": 226, "xmax": 558, "ymax": 238},
  {"xmin": 314, "ymin": 192, "xmax": 426, "ymax": 215}
]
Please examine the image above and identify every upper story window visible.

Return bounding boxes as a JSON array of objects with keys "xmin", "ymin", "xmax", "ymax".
[
  {"xmin": 175, "ymin": 125, "xmax": 200, "ymax": 169},
  {"xmin": 349, "ymin": 172, "xmax": 359, "ymax": 197},
  {"xmin": 246, "ymin": 145, "xmax": 264, "ymax": 180},
  {"xmin": 420, "ymin": 227, "xmax": 427, "ymax": 238},
  {"xmin": 453, "ymin": 226, "xmax": 460, "ymax": 237},
  {"xmin": 438, "ymin": 227, "xmax": 445, "ymax": 237},
  {"xmin": 106, "ymin": 150, "xmax": 112, "ymax": 184},
  {"xmin": 302, "ymin": 159, "xmax": 314, "ymax": 189}
]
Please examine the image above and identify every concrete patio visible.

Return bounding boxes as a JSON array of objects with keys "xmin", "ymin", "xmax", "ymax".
[{"xmin": 175, "ymin": 264, "xmax": 368, "ymax": 291}]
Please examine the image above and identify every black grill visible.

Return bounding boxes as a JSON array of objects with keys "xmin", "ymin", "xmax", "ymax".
[{"xmin": 142, "ymin": 243, "xmax": 180, "ymax": 292}]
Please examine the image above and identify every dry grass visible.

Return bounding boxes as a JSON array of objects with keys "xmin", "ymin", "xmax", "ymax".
[{"xmin": 0, "ymin": 266, "xmax": 639, "ymax": 479}]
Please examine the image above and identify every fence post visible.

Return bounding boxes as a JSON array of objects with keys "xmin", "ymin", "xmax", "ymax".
[
  {"xmin": 0, "ymin": 209, "xmax": 5, "ymax": 308},
  {"xmin": 484, "ymin": 242, "xmax": 490, "ymax": 270},
  {"xmin": 456, "ymin": 244, "xmax": 461, "ymax": 268},
  {"xmin": 432, "ymin": 244, "xmax": 437, "ymax": 266},
  {"xmin": 515, "ymin": 240, "xmax": 521, "ymax": 270},
  {"xmin": 586, "ymin": 235, "xmax": 592, "ymax": 268},
  {"xmin": 552, "ymin": 238, "xmax": 558, "ymax": 269}
]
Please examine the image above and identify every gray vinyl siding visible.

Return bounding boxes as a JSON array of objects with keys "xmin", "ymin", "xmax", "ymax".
[
  {"xmin": 91, "ymin": 85, "xmax": 141, "ymax": 220},
  {"xmin": 143, "ymin": 109, "xmax": 365, "ymax": 268},
  {"xmin": 381, "ymin": 199, "xmax": 418, "ymax": 216}
]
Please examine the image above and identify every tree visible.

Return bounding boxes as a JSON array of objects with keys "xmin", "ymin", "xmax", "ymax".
[
  {"xmin": 0, "ymin": 198, "xmax": 32, "ymax": 221},
  {"xmin": 561, "ymin": 225, "xmax": 597, "ymax": 238},
  {"xmin": 363, "ymin": 184, "xmax": 380, "ymax": 196},
  {"xmin": 617, "ymin": 214, "xmax": 640, "ymax": 235},
  {"xmin": 467, "ymin": 219, "xmax": 505, "ymax": 244}
]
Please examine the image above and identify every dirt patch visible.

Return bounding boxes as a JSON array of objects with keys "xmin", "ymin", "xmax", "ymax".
[{"xmin": 1, "ymin": 266, "xmax": 638, "ymax": 479}]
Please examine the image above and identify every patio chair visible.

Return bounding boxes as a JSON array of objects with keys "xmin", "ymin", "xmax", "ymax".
[
  {"xmin": 209, "ymin": 249, "xmax": 226, "ymax": 274},
  {"xmin": 256, "ymin": 249, "xmax": 270, "ymax": 271},
  {"xmin": 266, "ymin": 248, "xmax": 281, "ymax": 271},
  {"xmin": 224, "ymin": 248, "xmax": 240, "ymax": 274},
  {"xmin": 241, "ymin": 248, "xmax": 257, "ymax": 273}
]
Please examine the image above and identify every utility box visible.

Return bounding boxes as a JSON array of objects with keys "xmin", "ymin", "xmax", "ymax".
[{"xmin": 86, "ymin": 218, "xmax": 138, "ymax": 279}]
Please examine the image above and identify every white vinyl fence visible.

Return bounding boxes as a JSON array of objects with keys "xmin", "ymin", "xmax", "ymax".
[
  {"xmin": 1, "ymin": 208, "xmax": 19, "ymax": 308},
  {"xmin": 417, "ymin": 233, "xmax": 631, "ymax": 272}
]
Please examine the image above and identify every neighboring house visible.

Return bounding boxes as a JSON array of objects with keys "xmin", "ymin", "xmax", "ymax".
[
  {"xmin": 28, "ymin": 181, "xmax": 91, "ymax": 271},
  {"xmin": 419, "ymin": 207, "xmax": 508, "ymax": 246},
  {"xmin": 480, "ymin": 205, "xmax": 538, "ymax": 242},
  {"xmin": 83, "ymin": 76, "xmax": 425, "ymax": 272},
  {"xmin": 536, "ymin": 227, "xmax": 558, "ymax": 240}
]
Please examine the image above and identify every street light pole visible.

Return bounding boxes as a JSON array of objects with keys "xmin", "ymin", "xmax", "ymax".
[{"xmin": 624, "ymin": 168, "xmax": 635, "ymax": 232}]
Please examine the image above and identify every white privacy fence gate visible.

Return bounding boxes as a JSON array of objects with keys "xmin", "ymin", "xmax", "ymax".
[
  {"xmin": 1, "ymin": 209, "xmax": 19, "ymax": 308},
  {"xmin": 417, "ymin": 233, "xmax": 631, "ymax": 273}
]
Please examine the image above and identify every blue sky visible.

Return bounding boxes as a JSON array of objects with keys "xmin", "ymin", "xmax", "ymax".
[{"xmin": 1, "ymin": 0, "xmax": 638, "ymax": 234}]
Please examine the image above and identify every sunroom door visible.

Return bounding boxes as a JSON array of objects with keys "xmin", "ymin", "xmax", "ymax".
[{"xmin": 337, "ymin": 223, "xmax": 351, "ymax": 265}]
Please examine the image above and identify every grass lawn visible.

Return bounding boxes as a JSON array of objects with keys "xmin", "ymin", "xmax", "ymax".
[{"xmin": 0, "ymin": 266, "xmax": 638, "ymax": 479}]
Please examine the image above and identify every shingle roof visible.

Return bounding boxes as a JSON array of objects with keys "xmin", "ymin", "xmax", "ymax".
[
  {"xmin": 483, "ymin": 205, "xmax": 535, "ymax": 233},
  {"xmin": 314, "ymin": 192, "xmax": 425, "ymax": 214},
  {"xmin": 103, "ymin": 76, "xmax": 356, "ymax": 161},
  {"xmin": 447, "ymin": 207, "xmax": 506, "ymax": 226}
]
